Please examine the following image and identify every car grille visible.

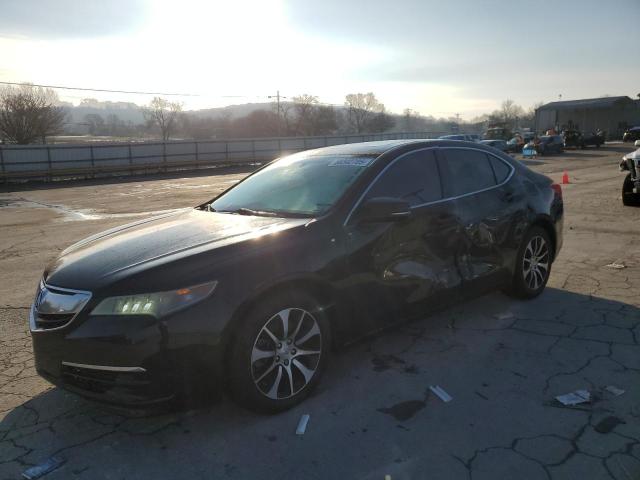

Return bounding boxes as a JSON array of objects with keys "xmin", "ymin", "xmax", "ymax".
[{"xmin": 31, "ymin": 281, "xmax": 91, "ymax": 331}]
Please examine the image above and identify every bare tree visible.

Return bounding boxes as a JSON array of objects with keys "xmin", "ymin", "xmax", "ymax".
[
  {"xmin": 143, "ymin": 97, "xmax": 183, "ymax": 140},
  {"xmin": 311, "ymin": 105, "xmax": 338, "ymax": 135},
  {"xmin": 368, "ymin": 106, "xmax": 395, "ymax": 133},
  {"xmin": 0, "ymin": 84, "xmax": 66, "ymax": 144},
  {"xmin": 344, "ymin": 92, "xmax": 389, "ymax": 133},
  {"xmin": 106, "ymin": 114, "xmax": 123, "ymax": 136},
  {"xmin": 500, "ymin": 99, "xmax": 525, "ymax": 128},
  {"xmin": 84, "ymin": 113, "xmax": 104, "ymax": 135},
  {"xmin": 403, "ymin": 108, "xmax": 421, "ymax": 131},
  {"xmin": 292, "ymin": 94, "xmax": 319, "ymax": 135}
]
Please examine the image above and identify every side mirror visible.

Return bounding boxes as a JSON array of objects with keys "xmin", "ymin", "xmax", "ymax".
[{"xmin": 353, "ymin": 197, "xmax": 411, "ymax": 224}]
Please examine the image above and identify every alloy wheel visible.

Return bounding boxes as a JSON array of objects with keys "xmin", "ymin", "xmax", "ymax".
[
  {"xmin": 250, "ymin": 308, "xmax": 322, "ymax": 400},
  {"xmin": 522, "ymin": 235, "xmax": 550, "ymax": 290}
]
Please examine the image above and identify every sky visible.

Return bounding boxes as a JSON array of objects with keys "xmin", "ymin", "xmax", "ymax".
[{"xmin": 1, "ymin": 0, "xmax": 639, "ymax": 119}]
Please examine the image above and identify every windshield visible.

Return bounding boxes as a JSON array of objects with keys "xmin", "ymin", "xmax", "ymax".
[{"xmin": 210, "ymin": 153, "xmax": 375, "ymax": 216}]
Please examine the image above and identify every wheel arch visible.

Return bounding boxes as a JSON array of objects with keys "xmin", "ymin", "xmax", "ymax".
[
  {"xmin": 530, "ymin": 216, "xmax": 557, "ymax": 262},
  {"xmin": 220, "ymin": 275, "xmax": 344, "ymax": 378}
]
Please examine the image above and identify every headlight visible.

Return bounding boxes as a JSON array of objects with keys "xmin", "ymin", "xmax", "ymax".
[{"xmin": 91, "ymin": 281, "xmax": 217, "ymax": 318}]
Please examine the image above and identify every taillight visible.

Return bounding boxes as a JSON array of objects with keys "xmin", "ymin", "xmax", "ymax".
[{"xmin": 551, "ymin": 183, "xmax": 563, "ymax": 200}]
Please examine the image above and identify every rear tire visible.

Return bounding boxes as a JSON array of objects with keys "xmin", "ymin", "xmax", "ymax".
[
  {"xmin": 505, "ymin": 226, "xmax": 552, "ymax": 299},
  {"xmin": 227, "ymin": 290, "xmax": 330, "ymax": 413},
  {"xmin": 622, "ymin": 173, "xmax": 640, "ymax": 206}
]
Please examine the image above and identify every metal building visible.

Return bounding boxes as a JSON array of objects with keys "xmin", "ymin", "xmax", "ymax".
[{"xmin": 535, "ymin": 96, "xmax": 640, "ymax": 139}]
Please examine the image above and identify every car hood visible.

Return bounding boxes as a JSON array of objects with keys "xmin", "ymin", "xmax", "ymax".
[{"xmin": 45, "ymin": 208, "xmax": 309, "ymax": 289}]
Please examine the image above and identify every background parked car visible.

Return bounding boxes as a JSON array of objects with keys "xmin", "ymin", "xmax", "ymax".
[
  {"xmin": 537, "ymin": 135, "xmax": 564, "ymax": 155},
  {"xmin": 480, "ymin": 139, "xmax": 509, "ymax": 151},
  {"xmin": 623, "ymin": 127, "xmax": 640, "ymax": 142},
  {"xmin": 505, "ymin": 137, "xmax": 525, "ymax": 153},
  {"xmin": 582, "ymin": 131, "xmax": 605, "ymax": 148},
  {"xmin": 563, "ymin": 129, "xmax": 605, "ymax": 148},
  {"xmin": 562, "ymin": 130, "xmax": 584, "ymax": 148}
]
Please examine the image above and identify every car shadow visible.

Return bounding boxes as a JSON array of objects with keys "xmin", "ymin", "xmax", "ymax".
[{"xmin": 1, "ymin": 287, "xmax": 638, "ymax": 477}]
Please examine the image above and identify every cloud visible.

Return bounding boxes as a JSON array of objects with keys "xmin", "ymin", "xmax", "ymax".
[{"xmin": 0, "ymin": 0, "xmax": 148, "ymax": 39}]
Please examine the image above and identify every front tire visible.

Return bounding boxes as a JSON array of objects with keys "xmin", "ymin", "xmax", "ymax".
[
  {"xmin": 505, "ymin": 226, "xmax": 552, "ymax": 299},
  {"xmin": 622, "ymin": 173, "xmax": 640, "ymax": 206},
  {"xmin": 227, "ymin": 290, "xmax": 330, "ymax": 413}
]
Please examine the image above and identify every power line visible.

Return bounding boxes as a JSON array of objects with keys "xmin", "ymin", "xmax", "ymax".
[
  {"xmin": 0, "ymin": 80, "xmax": 349, "ymax": 106},
  {"xmin": 0, "ymin": 81, "xmax": 260, "ymax": 98},
  {"xmin": 0, "ymin": 81, "xmax": 199, "ymax": 97}
]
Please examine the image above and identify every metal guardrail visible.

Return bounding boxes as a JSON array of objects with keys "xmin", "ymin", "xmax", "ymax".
[{"xmin": 0, "ymin": 131, "xmax": 444, "ymax": 182}]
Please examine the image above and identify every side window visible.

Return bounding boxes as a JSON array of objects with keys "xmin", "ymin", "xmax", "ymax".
[
  {"xmin": 488, "ymin": 155, "xmax": 511, "ymax": 183},
  {"xmin": 365, "ymin": 150, "xmax": 442, "ymax": 206},
  {"xmin": 438, "ymin": 148, "xmax": 496, "ymax": 197}
]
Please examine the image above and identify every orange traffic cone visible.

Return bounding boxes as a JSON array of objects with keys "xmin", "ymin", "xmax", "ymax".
[{"xmin": 562, "ymin": 171, "xmax": 569, "ymax": 184}]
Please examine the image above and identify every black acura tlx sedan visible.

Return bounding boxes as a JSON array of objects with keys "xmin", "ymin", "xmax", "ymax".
[{"xmin": 31, "ymin": 139, "xmax": 563, "ymax": 412}]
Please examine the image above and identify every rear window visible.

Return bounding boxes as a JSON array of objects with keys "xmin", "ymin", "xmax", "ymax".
[
  {"xmin": 488, "ymin": 155, "xmax": 511, "ymax": 183},
  {"xmin": 438, "ymin": 148, "xmax": 496, "ymax": 197}
]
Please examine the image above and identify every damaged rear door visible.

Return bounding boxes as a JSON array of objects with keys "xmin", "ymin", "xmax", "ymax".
[
  {"xmin": 436, "ymin": 147, "xmax": 515, "ymax": 291},
  {"xmin": 343, "ymin": 147, "xmax": 464, "ymax": 331}
]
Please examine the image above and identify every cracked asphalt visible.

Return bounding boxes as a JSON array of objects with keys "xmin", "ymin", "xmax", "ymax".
[{"xmin": 1, "ymin": 145, "xmax": 639, "ymax": 479}]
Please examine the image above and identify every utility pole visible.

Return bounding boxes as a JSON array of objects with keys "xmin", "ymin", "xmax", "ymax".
[{"xmin": 268, "ymin": 90, "xmax": 287, "ymax": 136}]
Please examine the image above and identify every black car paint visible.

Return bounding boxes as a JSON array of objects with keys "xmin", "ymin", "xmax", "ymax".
[{"xmin": 31, "ymin": 140, "xmax": 563, "ymax": 405}]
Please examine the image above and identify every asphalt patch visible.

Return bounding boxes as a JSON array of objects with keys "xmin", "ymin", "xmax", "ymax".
[
  {"xmin": 377, "ymin": 399, "xmax": 426, "ymax": 421},
  {"xmin": 371, "ymin": 354, "xmax": 406, "ymax": 372}
]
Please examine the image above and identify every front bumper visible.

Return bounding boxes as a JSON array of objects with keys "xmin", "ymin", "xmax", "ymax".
[{"xmin": 30, "ymin": 299, "xmax": 226, "ymax": 407}]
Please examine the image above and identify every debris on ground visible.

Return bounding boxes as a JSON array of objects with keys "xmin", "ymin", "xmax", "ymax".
[
  {"xmin": 604, "ymin": 385, "xmax": 625, "ymax": 396},
  {"xmin": 296, "ymin": 414, "xmax": 310, "ymax": 435},
  {"xmin": 594, "ymin": 416, "xmax": 626, "ymax": 434},
  {"xmin": 22, "ymin": 456, "xmax": 66, "ymax": 480},
  {"xmin": 555, "ymin": 390, "xmax": 591, "ymax": 406},
  {"xmin": 495, "ymin": 311, "xmax": 514, "ymax": 320},
  {"xmin": 604, "ymin": 262, "xmax": 626, "ymax": 269},
  {"xmin": 429, "ymin": 385, "xmax": 452, "ymax": 403}
]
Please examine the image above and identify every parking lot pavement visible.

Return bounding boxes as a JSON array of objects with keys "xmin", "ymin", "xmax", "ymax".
[{"xmin": 1, "ymin": 145, "xmax": 639, "ymax": 479}]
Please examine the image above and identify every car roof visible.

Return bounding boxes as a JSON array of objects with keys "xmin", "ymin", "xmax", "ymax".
[
  {"xmin": 291, "ymin": 138, "xmax": 506, "ymax": 159},
  {"xmin": 301, "ymin": 139, "xmax": 427, "ymax": 156}
]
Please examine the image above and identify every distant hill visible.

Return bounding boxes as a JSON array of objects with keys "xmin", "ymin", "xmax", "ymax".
[
  {"xmin": 63, "ymin": 100, "xmax": 284, "ymax": 126},
  {"xmin": 64, "ymin": 100, "xmax": 146, "ymax": 125},
  {"xmin": 190, "ymin": 102, "xmax": 277, "ymax": 119},
  {"xmin": 63, "ymin": 100, "xmax": 347, "ymax": 126}
]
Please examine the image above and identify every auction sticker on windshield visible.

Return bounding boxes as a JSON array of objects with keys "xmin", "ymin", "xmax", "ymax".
[{"xmin": 327, "ymin": 156, "xmax": 374, "ymax": 167}]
